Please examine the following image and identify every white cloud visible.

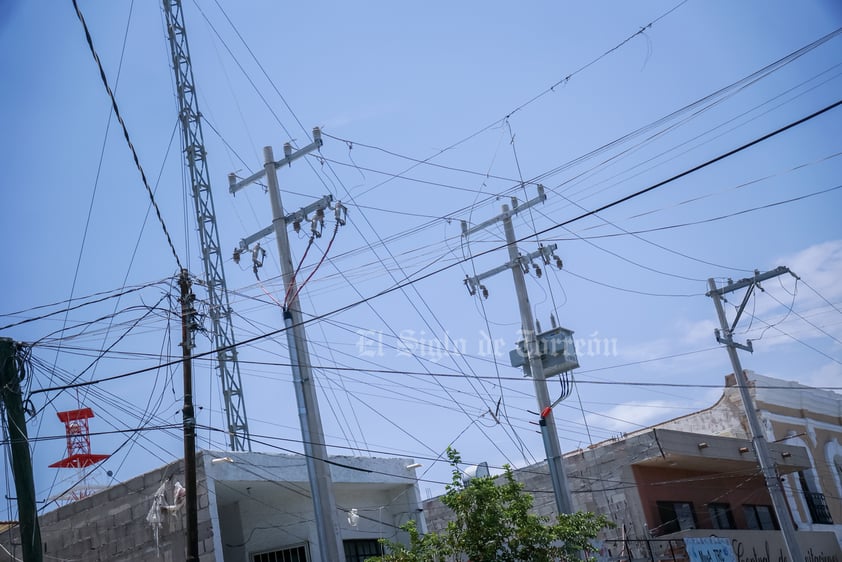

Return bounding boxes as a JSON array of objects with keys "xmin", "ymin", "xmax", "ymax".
[
  {"xmin": 615, "ymin": 317, "xmax": 724, "ymax": 376},
  {"xmin": 676, "ymin": 318, "xmax": 719, "ymax": 346},
  {"xmin": 586, "ymin": 400, "xmax": 694, "ymax": 434},
  {"xmin": 712, "ymin": 240, "xmax": 842, "ymax": 352},
  {"xmin": 322, "ymin": 102, "xmax": 402, "ymax": 131},
  {"xmin": 751, "ymin": 240, "xmax": 842, "ymax": 317},
  {"xmin": 785, "ymin": 240, "xmax": 842, "ymax": 301},
  {"xmin": 619, "ymin": 337, "xmax": 674, "ymax": 364},
  {"xmin": 801, "ymin": 362, "xmax": 842, "ymax": 394}
]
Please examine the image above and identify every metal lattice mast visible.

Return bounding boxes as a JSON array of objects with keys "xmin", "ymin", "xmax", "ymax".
[{"xmin": 163, "ymin": 0, "xmax": 250, "ymax": 451}]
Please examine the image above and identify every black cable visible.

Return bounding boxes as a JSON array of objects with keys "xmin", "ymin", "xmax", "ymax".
[
  {"xmin": 546, "ymin": 184, "xmax": 842, "ymax": 242},
  {"xmin": 53, "ymin": 0, "xmax": 138, "ymax": 430},
  {"xmin": 305, "ymin": 163, "xmax": 839, "ymax": 297},
  {"xmin": 800, "ymin": 278, "xmax": 842, "ymax": 316},
  {"xmin": 325, "ymin": 26, "xmax": 840, "ymax": 210},
  {"xmin": 530, "ymin": 99, "xmax": 842, "ymax": 241},
  {"xmin": 70, "ymin": 0, "xmax": 183, "ymax": 271},
  {"xmin": 0, "ymin": 279, "xmax": 170, "ymax": 332},
  {"xmin": 349, "ymin": 1, "xmax": 691, "ymax": 201},
  {"xmin": 28, "ymin": 101, "xmax": 841, "ymax": 396},
  {"xmin": 189, "ymin": 0, "xmax": 337, "ymax": 197}
]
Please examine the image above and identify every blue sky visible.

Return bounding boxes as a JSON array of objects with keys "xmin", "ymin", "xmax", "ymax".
[{"xmin": 1, "ymin": 0, "xmax": 841, "ymax": 515}]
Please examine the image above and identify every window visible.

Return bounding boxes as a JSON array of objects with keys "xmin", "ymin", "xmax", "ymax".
[
  {"xmin": 344, "ymin": 539, "xmax": 383, "ymax": 562},
  {"xmin": 797, "ymin": 469, "xmax": 833, "ymax": 524},
  {"xmin": 656, "ymin": 501, "xmax": 696, "ymax": 535},
  {"xmin": 253, "ymin": 544, "xmax": 308, "ymax": 562},
  {"xmin": 743, "ymin": 504, "xmax": 778, "ymax": 530},
  {"xmin": 708, "ymin": 503, "xmax": 736, "ymax": 530}
]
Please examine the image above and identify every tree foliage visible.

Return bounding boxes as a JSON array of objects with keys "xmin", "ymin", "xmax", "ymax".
[{"xmin": 370, "ymin": 448, "xmax": 611, "ymax": 562}]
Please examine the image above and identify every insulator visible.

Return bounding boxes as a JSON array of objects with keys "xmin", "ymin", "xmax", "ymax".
[
  {"xmin": 335, "ymin": 201, "xmax": 347, "ymax": 226},
  {"xmin": 481, "ymin": 285, "xmax": 489, "ymax": 299},
  {"xmin": 554, "ymin": 256, "xmax": 563, "ymax": 270},
  {"xmin": 252, "ymin": 244, "xmax": 265, "ymax": 268},
  {"xmin": 293, "ymin": 220, "xmax": 302, "ymax": 233},
  {"xmin": 541, "ymin": 245, "xmax": 552, "ymax": 265},
  {"xmin": 533, "ymin": 263, "xmax": 542, "ymax": 278},
  {"xmin": 311, "ymin": 217, "xmax": 323, "ymax": 238},
  {"xmin": 464, "ymin": 276, "xmax": 476, "ymax": 296},
  {"xmin": 233, "ymin": 248, "xmax": 241, "ymax": 264}
]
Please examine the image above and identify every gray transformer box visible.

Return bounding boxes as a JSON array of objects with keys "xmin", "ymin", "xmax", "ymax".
[{"xmin": 509, "ymin": 326, "xmax": 579, "ymax": 377}]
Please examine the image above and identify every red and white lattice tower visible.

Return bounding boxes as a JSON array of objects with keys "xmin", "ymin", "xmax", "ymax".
[{"xmin": 49, "ymin": 407, "xmax": 110, "ymax": 502}]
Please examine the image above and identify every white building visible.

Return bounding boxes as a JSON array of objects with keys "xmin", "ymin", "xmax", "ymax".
[{"xmin": 0, "ymin": 450, "xmax": 425, "ymax": 561}]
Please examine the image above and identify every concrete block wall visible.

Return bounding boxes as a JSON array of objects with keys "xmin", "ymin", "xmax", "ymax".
[
  {"xmin": 0, "ymin": 454, "xmax": 215, "ymax": 562},
  {"xmin": 564, "ymin": 433, "xmax": 653, "ymax": 556}
]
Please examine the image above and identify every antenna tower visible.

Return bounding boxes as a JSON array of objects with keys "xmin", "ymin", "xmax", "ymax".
[
  {"xmin": 162, "ymin": 0, "xmax": 251, "ymax": 450},
  {"xmin": 48, "ymin": 407, "xmax": 110, "ymax": 502}
]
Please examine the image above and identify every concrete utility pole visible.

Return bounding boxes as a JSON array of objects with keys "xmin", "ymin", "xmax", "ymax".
[
  {"xmin": 0, "ymin": 337, "xmax": 43, "ymax": 562},
  {"xmin": 707, "ymin": 267, "xmax": 803, "ymax": 562},
  {"xmin": 229, "ymin": 131, "xmax": 346, "ymax": 562},
  {"xmin": 461, "ymin": 188, "xmax": 576, "ymax": 516},
  {"xmin": 179, "ymin": 270, "xmax": 199, "ymax": 562}
]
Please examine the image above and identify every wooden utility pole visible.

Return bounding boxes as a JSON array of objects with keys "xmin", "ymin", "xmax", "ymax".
[
  {"xmin": 0, "ymin": 337, "xmax": 43, "ymax": 562},
  {"xmin": 179, "ymin": 271, "xmax": 199, "ymax": 562}
]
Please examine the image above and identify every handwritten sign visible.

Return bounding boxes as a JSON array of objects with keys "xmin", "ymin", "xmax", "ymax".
[{"xmin": 686, "ymin": 537, "xmax": 737, "ymax": 562}]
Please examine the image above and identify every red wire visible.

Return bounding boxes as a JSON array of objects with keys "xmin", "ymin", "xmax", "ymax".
[
  {"xmin": 283, "ymin": 236, "xmax": 314, "ymax": 308},
  {"xmin": 260, "ymin": 283, "xmax": 285, "ymax": 309},
  {"xmin": 286, "ymin": 222, "xmax": 340, "ymax": 309}
]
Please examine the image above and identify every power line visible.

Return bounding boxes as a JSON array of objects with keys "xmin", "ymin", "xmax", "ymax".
[
  {"xmin": 317, "ymin": 27, "xmax": 841, "ymax": 215},
  {"xmin": 0, "ymin": 279, "xmax": 171, "ymax": 332},
  {"xmin": 801, "ymin": 277, "xmax": 842, "ymax": 316},
  {"xmin": 546, "ymin": 185, "xmax": 842, "ymax": 242},
  {"xmin": 26, "ymin": 101, "xmax": 842, "ymax": 401},
  {"xmin": 348, "ymin": 0, "xmax": 692, "ymax": 201},
  {"xmin": 70, "ymin": 0, "xmax": 183, "ymax": 271},
  {"xmin": 531, "ymin": 99, "xmax": 842, "ymax": 241}
]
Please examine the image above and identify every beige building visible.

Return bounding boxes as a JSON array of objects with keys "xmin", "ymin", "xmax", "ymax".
[
  {"xmin": 424, "ymin": 371, "xmax": 842, "ymax": 559},
  {"xmin": 656, "ymin": 371, "xmax": 842, "ymax": 540}
]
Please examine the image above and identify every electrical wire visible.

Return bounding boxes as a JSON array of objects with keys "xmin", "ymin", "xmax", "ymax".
[
  {"xmin": 0, "ymin": 279, "xmax": 172, "ymax": 333},
  {"xmin": 348, "ymin": 0, "xmax": 692, "ymax": 201},
  {"xmin": 70, "ymin": 0, "xmax": 183, "ymax": 271},
  {"xmin": 285, "ymin": 223, "xmax": 340, "ymax": 309}
]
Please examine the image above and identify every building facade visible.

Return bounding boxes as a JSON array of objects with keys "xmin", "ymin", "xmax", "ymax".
[
  {"xmin": 657, "ymin": 371, "xmax": 842, "ymax": 542},
  {"xmin": 424, "ymin": 371, "xmax": 842, "ymax": 559},
  {"xmin": 0, "ymin": 451, "xmax": 424, "ymax": 562}
]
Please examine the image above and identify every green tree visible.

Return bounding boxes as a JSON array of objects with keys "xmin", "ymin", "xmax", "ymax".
[{"xmin": 371, "ymin": 448, "xmax": 611, "ymax": 562}]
